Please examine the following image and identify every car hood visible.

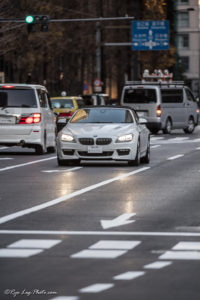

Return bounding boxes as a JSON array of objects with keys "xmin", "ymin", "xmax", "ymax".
[{"xmin": 62, "ymin": 123, "xmax": 135, "ymax": 137}]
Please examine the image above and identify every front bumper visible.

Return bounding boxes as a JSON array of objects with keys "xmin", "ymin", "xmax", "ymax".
[{"xmin": 57, "ymin": 139, "xmax": 138, "ymax": 161}]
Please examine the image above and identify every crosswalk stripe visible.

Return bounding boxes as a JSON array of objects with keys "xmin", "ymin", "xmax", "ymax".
[
  {"xmin": 89, "ymin": 240, "xmax": 141, "ymax": 250},
  {"xmin": 79, "ymin": 283, "xmax": 114, "ymax": 293},
  {"xmin": 8, "ymin": 239, "xmax": 61, "ymax": 249},
  {"xmin": 113, "ymin": 271, "xmax": 145, "ymax": 280},
  {"xmin": 71, "ymin": 249, "xmax": 127, "ymax": 259},
  {"xmin": 0, "ymin": 248, "xmax": 43, "ymax": 258},
  {"xmin": 144, "ymin": 261, "xmax": 172, "ymax": 269},
  {"xmin": 159, "ymin": 251, "xmax": 200, "ymax": 260}
]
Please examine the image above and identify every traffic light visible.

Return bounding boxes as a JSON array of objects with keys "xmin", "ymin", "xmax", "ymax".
[
  {"xmin": 25, "ymin": 15, "xmax": 50, "ymax": 33},
  {"xmin": 40, "ymin": 15, "xmax": 50, "ymax": 32},
  {"xmin": 25, "ymin": 15, "xmax": 35, "ymax": 33}
]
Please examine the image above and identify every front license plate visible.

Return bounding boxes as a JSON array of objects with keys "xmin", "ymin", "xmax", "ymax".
[
  {"xmin": 0, "ymin": 116, "xmax": 16, "ymax": 124},
  {"xmin": 88, "ymin": 146, "xmax": 103, "ymax": 153}
]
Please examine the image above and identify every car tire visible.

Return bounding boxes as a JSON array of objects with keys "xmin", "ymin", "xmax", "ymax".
[
  {"xmin": 35, "ymin": 131, "xmax": 47, "ymax": 155},
  {"xmin": 141, "ymin": 139, "xmax": 150, "ymax": 164},
  {"xmin": 47, "ymin": 146, "xmax": 56, "ymax": 153},
  {"xmin": 128, "ymin": 141, "xmax": 140, "ymax": 166},
  {"xmin": 183, "ymin": 117, "xmax": 195, "ymax": 134},
  {"xmin": 150, "ymin": 129, "xmax": 159, "ymax": 135},
  {"xmin": 163, "ymin": 118, "xmax": 172, "ymax": 134},
  {"xmin": 57, "ymin": 157, "xmax": 71, "ymax": 166}
]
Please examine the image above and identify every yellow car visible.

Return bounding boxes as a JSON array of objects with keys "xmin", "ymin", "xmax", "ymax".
[{"xmin": 51, "ymin": 96, "xmax": 85, "ymax": 130}]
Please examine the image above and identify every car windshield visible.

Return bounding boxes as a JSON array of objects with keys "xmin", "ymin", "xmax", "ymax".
[
  {"xmin": 124, "ymin": 88, "xmax": 157, "ymax": 103},
  {"xmin": 0, "ymin": 89, "xmax": 37, "ymax": 108},
  {"xmin": 51, "ymin": 99, "xmax": 74, "ymax": 109},
  {"xmin": 70, "ymin": 108, "xmax": 133, "ymax": 123}
]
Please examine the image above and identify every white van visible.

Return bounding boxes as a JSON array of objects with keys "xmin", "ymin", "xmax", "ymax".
[
  {"xmin": 0, "ymin": 84, "xmax": 56, "ymax": 154},
  {"xmin": 121, "ymin": 81, "xmax": 199, "ymax": 134}
]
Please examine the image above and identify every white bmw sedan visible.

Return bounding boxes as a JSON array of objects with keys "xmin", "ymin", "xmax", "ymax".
[{"xmin": 57, "ymin": 106, "xmax": 150, "ymax": 166}]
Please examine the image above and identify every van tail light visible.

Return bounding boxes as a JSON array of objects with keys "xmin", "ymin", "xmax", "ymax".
[
  {"xmin": 19, "ymin": 113, "xmax": 41, "ymax": 124},
  {"xmin": 59, "ymin": 111, "xmax": 73, "ymax": 117},
  {"xmin": 156, "ymin": 105, "xmax": 162, "ymax": 117}
]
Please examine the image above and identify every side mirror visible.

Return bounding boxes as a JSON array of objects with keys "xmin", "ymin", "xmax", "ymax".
[{"xmin": 139, "ymin": 117, "xmax": 147, "ymax": 124}]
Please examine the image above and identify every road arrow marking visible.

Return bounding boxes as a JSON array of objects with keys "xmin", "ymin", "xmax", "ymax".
[{"xmin": 101, "ymin": 213, "xmax": 136, "ymax": 229}]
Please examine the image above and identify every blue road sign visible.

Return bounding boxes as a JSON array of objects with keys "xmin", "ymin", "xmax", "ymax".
[{"xmin": 132, "ymin": 20, "xmax": 169, "ymax": 51}]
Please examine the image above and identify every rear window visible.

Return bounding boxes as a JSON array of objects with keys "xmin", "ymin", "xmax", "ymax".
[
  {"xmin": 51, "ymin": 99, "xmax": 74, "ymax": 109},
  {"xmin": 124, "ymin": 88, "xmax": 157, "ymax": 103},
  {"xmin": 0, "ymin": 89, "xmax": 37, "ymax": 108},
  {"xmin": 161, "ymin": 89, "xmax": 183, "ymax": 103},
  {"xmin": 76, "ymin": 99, "xmax": 85, "ymax": 107}
]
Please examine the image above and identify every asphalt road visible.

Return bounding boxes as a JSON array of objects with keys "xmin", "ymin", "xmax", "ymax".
[{"xmin": 1, "ymin": 127, "xmax": 200, "ymax": 300}]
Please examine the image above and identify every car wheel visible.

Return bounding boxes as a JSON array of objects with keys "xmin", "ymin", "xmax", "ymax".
[
  {"xmin": 35, "ymin": 131, "xmax": 47, "ymax": 155},
  {"xmin": 141, "ymin": 139, "xmax": 150, "ymax": 164},
  {"xmin": 150, "ymin": 129, "xmax": 159, "ymax": 135},
  {"xmin": 57, "ymin": 156, "xmax": 71, "ymax": 166},
  {"xmin": 184, "ymin": 117, "xmax": 195, "ymax": 134},
  {"xmin": 47, "ymin": 146, "xmax": 56, "ymax": 153},
  {"xmin": 128, "ymin": 141, "xmax": 140, "ymax": 166},
  {"xmin": 163, "ymin": 118, "xmax": 172, "ymax": 134}
]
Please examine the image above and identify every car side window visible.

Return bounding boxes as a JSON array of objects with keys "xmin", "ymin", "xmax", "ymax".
[
  {"xmin": 185, "ymin": 89, "xmax": 195, "ymax": 102},
  {"xmin": 37, "ymin": 90, "xmax": 48, "ymax": 108},
  {"xmin": 132, "ymin": 110, "xmax": 139, "ymax": 124},
  {"xmin": 46, "ymin": 93, "xmax": 53, "ymax": 109}
]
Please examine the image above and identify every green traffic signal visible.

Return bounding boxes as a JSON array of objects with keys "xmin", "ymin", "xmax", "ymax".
[{"xmin": 25, "ymin": 15, "xmax": 34, "ymax": 24}]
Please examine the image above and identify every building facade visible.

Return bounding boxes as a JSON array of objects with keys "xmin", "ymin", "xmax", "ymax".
[{"xmin": 176, "ymin": 0, "xmax": 200, "ymax": 96}]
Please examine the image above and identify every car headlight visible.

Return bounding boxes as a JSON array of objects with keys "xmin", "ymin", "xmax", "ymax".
[
  {"xmin": 61, "ymin": 134, "xmax": 75, "ymax": 142},
  {"xmin": 116, "ymin": 133, "xmax": 133, "ymax": 143}
]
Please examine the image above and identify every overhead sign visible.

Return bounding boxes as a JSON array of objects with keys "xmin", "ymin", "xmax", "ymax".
[{"xmin": 132, "ymin": 20, "xmax": 169, "ymax": 51}]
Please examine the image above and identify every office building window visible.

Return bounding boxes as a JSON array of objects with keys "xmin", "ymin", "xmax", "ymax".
[
  {"xmin": 178, "ymin": 0, "xmax": 189, "ymax": 5},
  {"xmin": 178, "ymin": 34, "xmax": 189, "ymax": 49},
  {"xmin": 178, "ymin": 0, "xmax": 189, "ymax": 4},
  {"xmin": 179, "ymin": 56, "xmax": 189, "ymax": 72},
  {"xmin": 178, "ymin": 12, "xmax": 189, "ymax": 27}
]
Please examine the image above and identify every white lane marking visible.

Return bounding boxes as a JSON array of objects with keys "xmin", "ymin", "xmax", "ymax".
[
  {"xmin": 0, "ymin": 166, "xmax": 150, "ymax": 225},
  {"xmin": 49, "ymin": 297, "xmax": 79, "ymax": 300},
  {"xmin": 0, "ymin": 156, "xmax": 56, "ymax": 172},
  {"xmin": 101, "ymin": 213, "xmax": 136, "ymax": 229},
  {"xmin": 113, "ymin": 271, "xmax": 145, "ymax": 280},
  {"xmin": 42, "ymin": 167, "xmax": 82, "ymax": 173},
  {"xmin": 79, "ymin": 283, "xmax": 114, "ymax": 293},
  {"xmin": 8, "ymin": 239, "xmax": 61, "ymax": 249},
  {"xmin": 151, "ymin": 145, "xmax": 161, "ymax": 149},
  {"xmin": 151, "ymin": 137, "xmax": 164, "ymax": 141},
  {"xmin": 144, "ymin": 261, "xmax": 172, "ymax": 269},
  {"xmin": 0, "ymin": 147, "xmax": 9, "ymax": 150},
  {"xmin": 71, "ymin": 249, "xmax": 127, "ymax": 259},
  {"xmin": 196, "ymin": 147, "xmax": 200, "ymax": 150},
  {"xmin": 151, "ymin": 138, "xmax": 200, "ymax": 144},
  {"xmin": 159, "ymin": 251, "xmax": 200, "ymax": 260},
  {"xmin": 89, "ymin": 240, "xmax": 141, "ymax": 250},
  {"xmin": 0, "ymin": 158, "xmax": 13, "ymax": 160},
  {"xmin": 172, "ymin": 242, "xmax": 200, "ymax": 251},
  {"xmin": 167, "ymin": 154, "xmax": 184, "ymax": 160},
  {"xmin": 171, "ymin": 137, "xmax": 189, "ymax": 141},
  {"xmin": 2, "ymin": 230, "xmax": 200, "ymax": 237},
  {"xmin": 0, "ymin": 248, "xmax": 43, "ymax": 258}
]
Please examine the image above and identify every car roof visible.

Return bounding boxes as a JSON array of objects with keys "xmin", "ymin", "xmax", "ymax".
[
  {"xmin": 76, "ymin": 105, "xmax": 136, "ymax": 111},
  {"xmin": 50, "ymin": 96, "xmax": 82, "ymax": 100},
  {"xmin": 0, "ymin": 83, "xmax": 47, "ymax": 90}
]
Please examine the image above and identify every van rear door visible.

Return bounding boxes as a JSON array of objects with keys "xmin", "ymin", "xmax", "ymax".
[{"xmin": 122, "ymin": 86, "xmax": 158, "ymax": 118}]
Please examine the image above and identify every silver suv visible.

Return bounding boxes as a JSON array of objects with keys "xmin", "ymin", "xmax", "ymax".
[{"xmin": 0, "ymin": 84, "xmax": 56, "ymax": 154}]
